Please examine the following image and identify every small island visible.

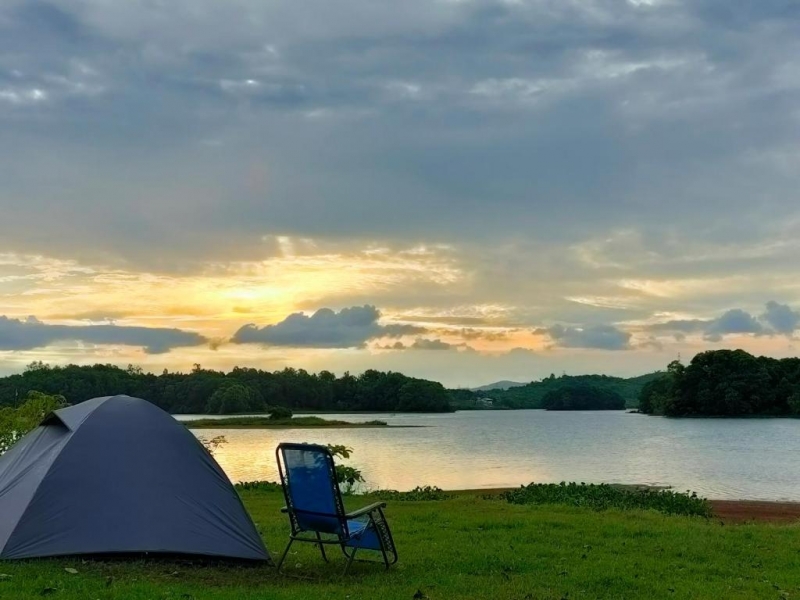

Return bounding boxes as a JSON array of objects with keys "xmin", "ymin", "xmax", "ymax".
[{"xmin": 183, "ymin": 415, "xmax": 389, "ymax": 429}]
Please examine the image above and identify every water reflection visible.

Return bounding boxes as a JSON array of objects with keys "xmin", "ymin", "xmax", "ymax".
[{"xmin": 178, "ymin": 411, "xmax": 800, "ymax": 501}]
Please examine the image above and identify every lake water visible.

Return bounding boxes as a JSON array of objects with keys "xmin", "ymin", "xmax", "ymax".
[{"xmin": 175, "ymin": 410, "xmax": 800, "ymax": 501}]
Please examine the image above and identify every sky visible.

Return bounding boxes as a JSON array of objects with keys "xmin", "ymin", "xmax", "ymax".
[{"xmin": 1, "ymin": 0, "xmax": 799, "ymax": 388}]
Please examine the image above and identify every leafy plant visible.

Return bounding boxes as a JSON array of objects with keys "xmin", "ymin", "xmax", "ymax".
[
  {"xmin": 502, "ymin": 482, "xmax": 712, "ymax": 518},
  {"xmin": 0, "ymin": 391, "xmax": 67, "ymax": 456},
  {"xmin": 326, "ymin": 444, "xmax": 365, "ymax": 494},
  {"xmin": 372, "ymin": 486, "xmax": 455, "ymax": 501}
]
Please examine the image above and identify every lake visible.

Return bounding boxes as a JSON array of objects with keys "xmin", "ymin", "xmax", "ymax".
[{"xmin": 175, "ymin": 410, "xmax": 800, "ymax": 501}]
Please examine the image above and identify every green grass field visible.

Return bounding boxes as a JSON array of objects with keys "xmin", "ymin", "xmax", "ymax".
[
  {"xmin": 183, "ymin": 416, "xmax": 389, "ymax": 428},
  {"xmin": 1, "ymin": 489, "xmax": 799, "ymax": 599}
]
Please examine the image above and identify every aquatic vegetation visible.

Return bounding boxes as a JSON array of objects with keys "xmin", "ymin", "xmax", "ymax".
[
  {"xmin": 371, "ymin": 486, "xmax": 455, "ymax": 501},
  {"xmin": 502, "ymin": 482, "xmax": 713, "ymax": 517}
]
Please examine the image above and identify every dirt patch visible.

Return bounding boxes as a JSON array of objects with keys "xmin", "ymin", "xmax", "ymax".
[{"xmin": 710, "ymin": 500, "xmax": 800, "ymax": 524}]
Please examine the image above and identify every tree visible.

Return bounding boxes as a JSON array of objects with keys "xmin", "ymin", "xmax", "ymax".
[
  {"xmin": 0, "ymin": 391, "xmax": 67, "ymax": 455},
  {"xmin": 205, "ymin": 384, "xmax": 255, "ymax": 414},
  {"xmin": 541, "ymin": 384, "xmax": 625, "ymax": 410},
  {"xmin": 788, "ymin": 391, "xmax": 800, "ymax": 415},
  {"xmin": 396, "ymin": 379, "xmax": 451, "ymax": 412}
]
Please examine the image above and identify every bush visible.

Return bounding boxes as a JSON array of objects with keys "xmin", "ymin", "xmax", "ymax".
[
  {"xmin": 268, "ymin": 405, "xmax": 293, "ymax": 420},
  {"xmin": 326, "ymin": 444, "xmax": 365, "ymax": 494},
  {"xmin": 372, "ymin": 486, "xmax": 454, "ymax": 501},
  {"xmin": 502, "ymin": 482, "xmax": 712, "ymax": 518},
  {"xmin": 235, "ymin": 481, "xmax": 282, "ymax": 492},
  {"xmin": 0, "ymin": 391, "xmax": 67, "ymax": 456}
]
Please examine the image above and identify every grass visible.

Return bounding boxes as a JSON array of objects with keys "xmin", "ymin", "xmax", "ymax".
[
  {"xmin": 2, "ymin": 489, "xmax": 800, "ymax": 599},
  {"xmin": 184, "ymin": 416, "xmax": 389, "ymax": 429}
]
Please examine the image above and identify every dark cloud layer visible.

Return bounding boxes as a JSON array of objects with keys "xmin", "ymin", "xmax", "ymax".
[
  {"xmin": 1, "ymin": 0, "xmax": 799, "ymax": 268},
  {"xmin": 0, "ymin": 315, "xmax": 207, "ymax": 354},
  {"xmin": 231, "ymin": 305, "xmax": 423, "ymax": 348}
]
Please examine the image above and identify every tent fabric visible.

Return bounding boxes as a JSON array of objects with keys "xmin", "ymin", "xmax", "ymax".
[{"xmin": 0, "ymin": 395, "xmax": 270, "ymax": 561}]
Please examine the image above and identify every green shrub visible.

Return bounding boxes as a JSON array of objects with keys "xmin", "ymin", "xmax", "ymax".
[
  {"xmin": 268, "ymin": 405, "xmax": 293, "ymax": 420},
  {"xmin": 326, "ymin": 444, "xmax": 364, "ymax": 494},
  {"xmin": 235, "ymin": 481, "xmax": 282, "ymax": 492},
  {"xmin": 372, "ymin": 486, "xmax": 455, "ymax": 501},
  {"xmin": 502, "ymin": 482, "xmax": 712, "ymax": 518},
  {"xmin": 0, "ymin": 391, "xmax": 67, "ymax": 456}
]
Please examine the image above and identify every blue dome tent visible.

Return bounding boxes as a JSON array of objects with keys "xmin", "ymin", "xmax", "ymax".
[{"xmin": 0, "ymin": 395, "xmax": 270, "ymax": 561}]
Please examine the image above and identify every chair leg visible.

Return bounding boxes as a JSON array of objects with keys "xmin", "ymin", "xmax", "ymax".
[
  {"xmin": 343, "ymin": 546, "xmax": 358, "ymax": 575},
  {"xmin": 316, "ymin": 532, "xmax": 328, "ymax": 562},
  {"xmin": 276, "ymin": 538, "xmax": 294, "ymax": 572}
]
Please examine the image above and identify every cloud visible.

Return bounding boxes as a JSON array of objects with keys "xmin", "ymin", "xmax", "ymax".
[
  {"xmin": 2, "ymin": 0, "xmax": 800, "ymax": 383},
  {"xmin": 377, "ymin": 338, "xmax": 465, "ymax": 351},
  {"xmin": 397, "ymin": 315, "xmax": 494, "ymax": 326},
  {"xmin": 646, "ymin": 301, "xmax": 800, "ymax": 341},
  {"xmin": 47, "ymin": 310, "xmax": 128, "ymax": 322},
  {"xmin": 410, "ymin": 338, "xmax": 455, "ymax": 351},
  {"xmin": 231, "ymin": 305, "xmax": 423, "ymax": 348},
  {"xmin": 761, "ymin": 301, "xmax": 800, "ymax": 335},
  {"xmin": 0, "ymin": 315, "xmax": 207, "ymax": 354},
  {"xmin": 458, "ymin": 328, "xmax": 510, "ymax": 341},
  {"xmin": 703, "ymin": 309, "xmax": 764, "ymax": 341},
  {"xmin": 648, "ymin": 319, "xmax": 708, "ymax": 334},
  {"xmin": 1, "ymin": 0, "xmax": 799, "ymax": 273},
  {"xmin": 534, "ymin": 324, "xmax": 632, "ymax": 351}
]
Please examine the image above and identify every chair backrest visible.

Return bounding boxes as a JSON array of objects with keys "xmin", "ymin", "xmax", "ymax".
[{"xmin": 276, "ymin": 443, "xmax": 347, "ymax": 536}]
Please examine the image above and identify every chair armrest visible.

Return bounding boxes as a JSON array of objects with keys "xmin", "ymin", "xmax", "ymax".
[{"xmin": 345, "ymin": 502, "xmax": 387, "ymax": 519}]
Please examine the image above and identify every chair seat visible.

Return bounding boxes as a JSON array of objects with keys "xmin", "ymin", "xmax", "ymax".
[
  {"xmin": 345, "ymin": 519, "xmax": 382, "ymax": 550},
  {"xmin": 347, "ymin": 519, "xmax": 369, "ymax": 537}
]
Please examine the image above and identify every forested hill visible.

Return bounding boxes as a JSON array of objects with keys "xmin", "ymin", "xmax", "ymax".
[
  {"xmin": 0, "ymin": 363, "xmax": 453, "ymax": 414},
  {"xmin": 453, "ymin": 372, "xmax": 663, "ymax": 409},
  {"xmin": 639, "ymin": 350, "xmax": 800, "ymax": 417}
]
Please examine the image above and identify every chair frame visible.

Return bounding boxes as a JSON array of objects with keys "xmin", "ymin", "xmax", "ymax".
[{"xmin": 275, "ymin": 442, "xmax": 398, "ymax": 574}]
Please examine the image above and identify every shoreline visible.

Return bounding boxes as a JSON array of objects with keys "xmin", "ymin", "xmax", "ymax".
[
  {"xmin": 447, "ymin": 485, "xmax": 800, "ymax": 523},
  {"xmin": 187, "ymin": 423, "xmax": 421, "ymax": 429},
  {"xmin": 184, "ymin": 415, "xmax": 425, "ymax": 429}
]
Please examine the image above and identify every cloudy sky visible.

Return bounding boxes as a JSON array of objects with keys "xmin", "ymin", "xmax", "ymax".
[{"xmin": 1, "ymin": 0, "xmax": 799, "ymax": 387}]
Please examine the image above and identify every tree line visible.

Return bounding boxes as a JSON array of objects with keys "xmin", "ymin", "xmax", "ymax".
[
  {"xmin": 541, "ymin": 383, "xmax": 626, "ymax": 411},
  {"xmin": 639, "ymin": 350, "xmax": 800, "ymax": 417},
  {"xmin": 454, "ymin": 373, "xmax": 659, "ymax": 409},
  {"xmin": 0, "ymin": 363, "xmax": 453, "ymax": 414}
]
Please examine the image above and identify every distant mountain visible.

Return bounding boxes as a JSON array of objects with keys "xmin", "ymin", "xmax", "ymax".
[{"xmin": 471, "ymin": 380, "xmax": 528, "ymax": 392}]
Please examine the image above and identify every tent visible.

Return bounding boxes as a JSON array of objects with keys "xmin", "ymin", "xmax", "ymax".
[{"xmin": 0, "ymin": 395, "xmax": 270, "ymax": 561}]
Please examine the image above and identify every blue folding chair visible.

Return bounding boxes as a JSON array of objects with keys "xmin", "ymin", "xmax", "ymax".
[{"xmin": 275, "ymin": 442, "xmax": 398, "ymax": 574}]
